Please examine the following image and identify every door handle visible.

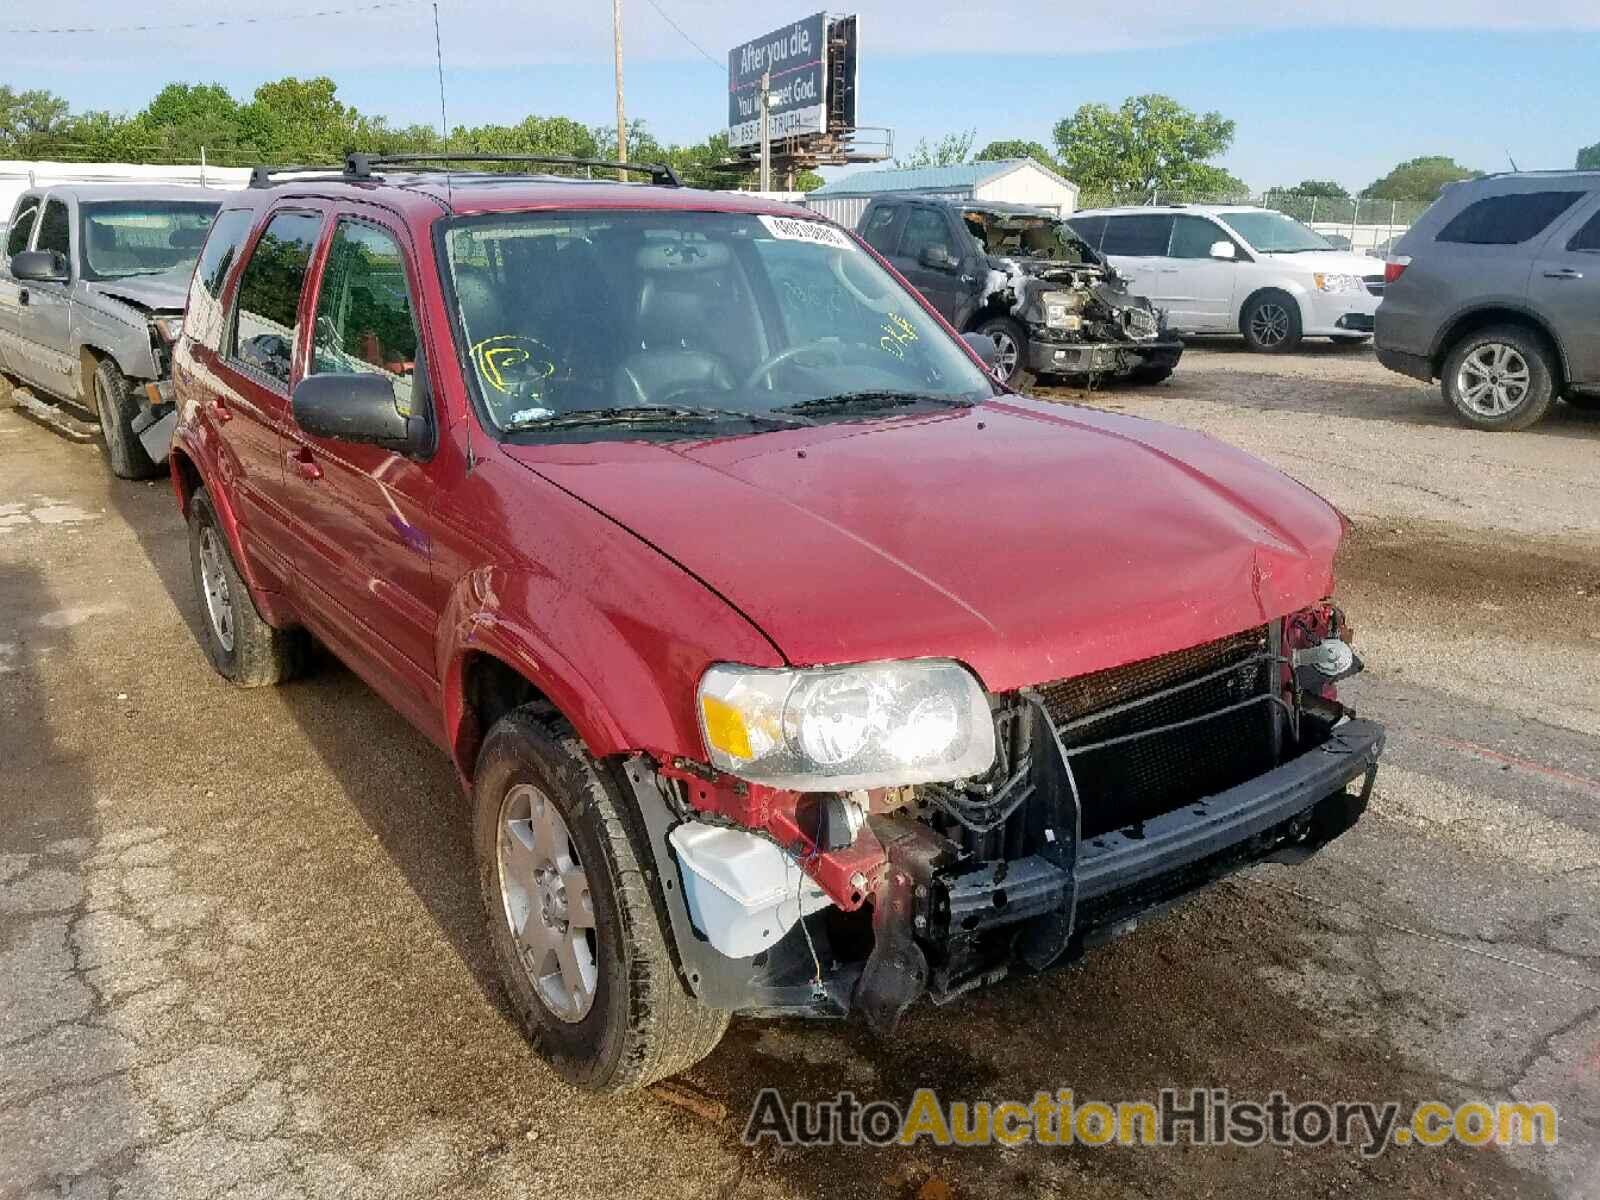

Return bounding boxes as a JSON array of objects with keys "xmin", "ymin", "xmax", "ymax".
[
  {"xmin": 287, "ymin": 446, "xmax": 323, "ymax": 481},
  {"xmin": 1544, "ymin": 268, "xmax": 1584, "ymax": 280},
  {"xmin": 17, "ymin": 288, "xmax": 28, "ymax": 307},
  {"xmin": 206, "ymin": 397, "xmax": 232, "ymax": 423}
]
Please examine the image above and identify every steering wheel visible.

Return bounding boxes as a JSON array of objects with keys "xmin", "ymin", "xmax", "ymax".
[{"xmin": 744, "ymin": 339, "xmax": 847, "ymax": 390}]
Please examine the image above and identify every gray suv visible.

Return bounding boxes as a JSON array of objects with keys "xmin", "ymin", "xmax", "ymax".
[{"xmin": 1375, "ymin": 171, "xmax": 1600, "ymax": 430}]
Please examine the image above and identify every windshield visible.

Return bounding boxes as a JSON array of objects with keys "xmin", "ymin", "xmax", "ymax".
[
  {"xmin": 80, "ymin": 201, "xmax": 220, "ymax": 280},
  {"xmin": 1218, "ymin": 211, "xmax": 1332, "ymax": 253},
  {"xmin": 962, "ymin": 210, "xmax": 1095, "ymax": 263},
  {"xmin": 441, "ymin": 210, "xmax": 995, "ymax": 437}
]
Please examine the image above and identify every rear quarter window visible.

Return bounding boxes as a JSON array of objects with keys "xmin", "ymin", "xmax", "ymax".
[{"xmin": 1436, "ymin": 191, "xmax": 1585, "ymax": 246}]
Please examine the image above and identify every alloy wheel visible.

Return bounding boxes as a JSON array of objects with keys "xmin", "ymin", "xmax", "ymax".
[
  {"xmin": 987, "ymin": 331, "xmax": 1020, "ymax": 382},
  {"xmin": 1249, "ymin": 303, "xmax": 1291, "ymax": 348},
  {"xmin": 196, "ymin": 525, "xmax": 236, "ymax": 653},
  {"xmin": 497, "ymin": 782, "xmax": 597, "ymax": 1022},
  {"xmin": 1455, "ymin": 342, "xmax": 1531, "ymax": 418}
]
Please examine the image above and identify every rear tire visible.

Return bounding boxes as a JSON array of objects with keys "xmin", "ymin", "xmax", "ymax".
[
  {"xmin": 93, "ymin": 357, "xmax": 162, "ymax": 480},
  {"xmin": 473, "ymin": 708, "xmax": 728, "ymax": 1091},
  {"xmin": 187, "ymin": 487, "xmax": 305, "ymax": 686},
  {"xmin": 1440, "ymin": 325, "xmax": 1556, "ymax": 432},
  {"xmin": 1240, "ymin": 291, "xmax": 1303, "ymax": 354},
  {"xmin": 974, "ymin": 316, "xmax": 1034, "ymax": 390}
]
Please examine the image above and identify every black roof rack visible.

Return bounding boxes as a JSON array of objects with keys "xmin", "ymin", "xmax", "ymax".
[
  {"xmin": 247, "ymin": 153, "xmax": 683, "ymax": 190},
  {"xmin": 344, "ymin": 152, "xmax": 681, "ymax": 187},
  {"xmin": 248, "ymin": 164, "xmax": 345, "ymax": 188}
]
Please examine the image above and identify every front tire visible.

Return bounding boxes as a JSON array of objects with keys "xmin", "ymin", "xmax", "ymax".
[
  {"xmin": 1440, "ymin": 325, "xmax": 1556, "ymax": 431},
  {"xmin": 974, "ymin": 315, "xmax": 1034, "ymax": 390},
  {"xmin": 473, "ymin": 708, "xmax": 728, "ymax": 1091},
  {"xmin": 1241, "ymin": 291, "xmax": 1303, "ymax": 353},
  {"xmin": 93, "ymin": 357, "xmax": 162, "ymax": 480},
  {"xmin": 187, "ymin": 487, "xmax": 305, "ymax": 686},
  {"xmin": 1124, "ymin": 364, "xmax": 1175, "ymax": 386}
]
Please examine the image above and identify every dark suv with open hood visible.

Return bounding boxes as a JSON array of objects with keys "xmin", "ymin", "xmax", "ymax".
[{"xmin": 856, "ymin": 195, "xmax": 1184, "ymax": 388}]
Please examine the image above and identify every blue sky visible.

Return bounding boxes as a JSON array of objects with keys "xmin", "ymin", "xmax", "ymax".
[{"xmin": 7, "ymin": 1, "xmax": 1599, "ymax": 192}]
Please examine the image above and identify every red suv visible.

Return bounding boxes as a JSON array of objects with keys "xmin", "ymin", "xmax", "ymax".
[{"xmin": 169, "ymin": 155, "xmax": 1383, "ymax": 1092}]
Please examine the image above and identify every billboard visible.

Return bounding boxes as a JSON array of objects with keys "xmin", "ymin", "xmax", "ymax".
[{"xmin": 727, "ymin": 13, "xmax": 828, "ymax": 150}]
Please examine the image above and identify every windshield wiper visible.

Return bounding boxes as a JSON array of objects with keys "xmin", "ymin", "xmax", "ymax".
[
  {"xmin": 500, "ymin": 404, "xmax": 811, "ymax": 433},
  {"xmin": 777, "ymin": 390, "xmax": 974, "ymax": 416}
]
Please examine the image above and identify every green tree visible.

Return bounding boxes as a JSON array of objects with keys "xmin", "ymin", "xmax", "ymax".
[
  {"xmin": 1053, "ymin": 94, "xmax": 1235, "ymax": 198},
  {"xmin": 1577, "ymin": 142, "xmax": 1600, "ymax": 170},
  {"xmin": 0, "ymin": 85, "xmax": 71, "ymax": 153},
  {"xmin": 237, "ymin": 76, "xmax": 374, "ymax": 161},
  {"xmin": 1362, "ymin": 155, "xmax": 1481, "ymax": 201},
  {"xmin": 1281, "ymin": 178, "xmax": 1350, "ymax": 198},
  {"xmin": 896, "ymin": 129, "xmax": 975, "ymax": 169},
  {"xmin": 975, "ymin": 138, "xmax": 1057, "ymax": 170},
  {"xmin": 130, "ymin": 83, "xmax": 246, "ymax": 161}
]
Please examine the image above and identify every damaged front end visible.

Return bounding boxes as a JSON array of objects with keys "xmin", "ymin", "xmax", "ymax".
[
  {"xmin": 998, "ymin": 258, "xmax": 1182, "ymax": 383},
  {"xmin": 966, "ymin": 208, "xmax": 1182, "ymax": 383},
  {"xmin": 625, "ymin": 605, "xmax": 1381, "ymax": 1029}
]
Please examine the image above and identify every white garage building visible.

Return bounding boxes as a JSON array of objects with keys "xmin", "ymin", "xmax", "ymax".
[{"xmin": 803, "ymin": 157, "xmax": 1080, "ymax": 227}]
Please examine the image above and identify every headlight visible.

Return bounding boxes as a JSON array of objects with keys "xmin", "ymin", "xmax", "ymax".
[
  {"xmin": 1041, "ymin": 291, "xmax": 1083, "ymax": 331},
  {"xmin": 697, "ymin": 660, "xmax": 996, "ymax": 790},
  {"xmin": 1313, "ymin": 273, "xmax": 1364, "ymax": 294},
  {"xmin": 151, "ymin": 316, "xmax": 184, "ymax": 342}
]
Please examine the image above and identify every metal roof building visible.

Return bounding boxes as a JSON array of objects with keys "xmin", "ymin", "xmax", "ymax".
[{"xmin": 803, "ymin": 158, "xmax": 1080, "ymax": 227}]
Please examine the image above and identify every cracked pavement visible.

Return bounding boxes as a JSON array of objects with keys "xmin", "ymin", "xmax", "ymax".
[{"xmin": 3, "ymin": 346, "xmax": 1598, "ymax": 1198}]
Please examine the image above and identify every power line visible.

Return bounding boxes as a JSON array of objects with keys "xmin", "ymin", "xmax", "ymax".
[
  {"xmin": 2, "ymin": 0, "xmax": 420, "ymax": 36},
  {"xmin": 636, "ymin": 0, "xmax": 723, "ymax": 71}
]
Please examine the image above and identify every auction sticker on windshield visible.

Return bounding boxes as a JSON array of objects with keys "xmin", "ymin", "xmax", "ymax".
[{"xmin": 759, "ymin": 215, "xmax": 856, "ymax": 250}]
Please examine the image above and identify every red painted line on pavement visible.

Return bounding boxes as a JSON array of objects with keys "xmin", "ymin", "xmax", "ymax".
[{"xmin": 1435, "ymin": 736, "xmax": 1600, "ymax": 795}]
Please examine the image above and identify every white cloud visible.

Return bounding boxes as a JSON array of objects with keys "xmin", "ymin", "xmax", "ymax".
[{"xmin": 11, "ymin": 0, "xmax": 1600, "ymax": 72}]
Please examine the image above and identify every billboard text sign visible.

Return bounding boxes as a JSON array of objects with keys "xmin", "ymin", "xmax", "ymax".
[{"xmin": 727, "ymin": 13, "xmax": 826, "ymax": 149}]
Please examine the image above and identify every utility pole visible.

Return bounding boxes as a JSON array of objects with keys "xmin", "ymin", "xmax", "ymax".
[
  {"xmin": 612, "ymin": 0, "xmax": 627, "ymax": 166},
  {"xmin": 758, "ymin": 72, "xmax": 771, "ymax": 192}
]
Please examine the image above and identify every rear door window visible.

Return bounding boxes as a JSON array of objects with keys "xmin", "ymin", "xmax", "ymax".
[
  {"xmin": 229, "ymin": 210, "xmax": 324, "ymax": 386},
  {"xmin": 860, "ymin": 204, "xmax": 900, "ymax": 254},
  {"xmin": 35, "ymin": 199, "xmax": 71, "ymax": 261},
  {"xmin": 1436, "ymin": 191, "xmax": 1585, "ymax": 245},
  {"xmin": 6, "ymin": 197, "xmax": 39, "ymax": 256},
  {"xmin": 186, "ymin": 208, "xmax": 256, "ymax": 352},
  {"xmin": 1100, "ymin": 214, "xmax": 1174, "ymax": 257}
]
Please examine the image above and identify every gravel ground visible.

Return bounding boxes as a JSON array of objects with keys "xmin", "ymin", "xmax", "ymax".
[{"xmin": 2, "ymin": 344, "xmax": 1597, "ymax": 1199}]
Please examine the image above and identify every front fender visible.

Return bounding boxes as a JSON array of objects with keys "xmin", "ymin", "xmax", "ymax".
[{"xmin": 75, "ymin": 299, "xmax": 160, "ymax": 382}]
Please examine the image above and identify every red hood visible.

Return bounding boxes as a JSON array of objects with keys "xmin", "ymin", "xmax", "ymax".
[{"xmin": 499, "ymin": 397, "xmax": 1343, "ymax": 691}]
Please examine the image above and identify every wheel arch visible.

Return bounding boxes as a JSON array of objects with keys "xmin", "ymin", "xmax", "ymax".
[
  {"xmin": 440, "ymin": 616, "xmax": 634, "ymax": 788},
  {"xmin": 1237, "ymin": 285, "xmax": 1304, "ymax": 335},
  {"xmin": 1430, "ymin": 306, "xmax": 1568, "ymax": 388}
]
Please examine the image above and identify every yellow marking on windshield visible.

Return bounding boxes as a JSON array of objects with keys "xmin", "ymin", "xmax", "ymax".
[{"xmin": 470, "ymin": 335, "xmax": 556, "ymax": 394}]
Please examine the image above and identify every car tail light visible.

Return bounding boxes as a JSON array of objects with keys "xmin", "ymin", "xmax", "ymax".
[{"xmin": 1384, "ymin": 255, "xmax": 1411, "ymax": 284}]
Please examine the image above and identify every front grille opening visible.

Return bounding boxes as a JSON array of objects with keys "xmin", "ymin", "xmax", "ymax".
[{"xmin": 1038, "ymin": 628, "xmax": 1277, "ymax": 839}]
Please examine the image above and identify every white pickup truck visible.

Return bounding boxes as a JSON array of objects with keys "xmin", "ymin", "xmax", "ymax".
[{"xmin": 0, "ymin": 183, "xmax": 224, "ymax": 477}]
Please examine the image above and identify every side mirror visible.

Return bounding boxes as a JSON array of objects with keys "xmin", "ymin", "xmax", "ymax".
[
  {"xmin": 292, "ymin": 371, "xmax": 431, "ymax": 455},
  {"xmin": 1208, "ymin": 240, "xmax": 1236, "ymax": 261},
  {"xmin": 11, "ymin": 249, "xmax": 69, "ymax": 283},
  {"xmin": 962, "ymin": 331, "xmax": 999, "ymax": 368},
  {"xmin": 919, "ymin": 245, "xmax": 956, "ymax": 271}
]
